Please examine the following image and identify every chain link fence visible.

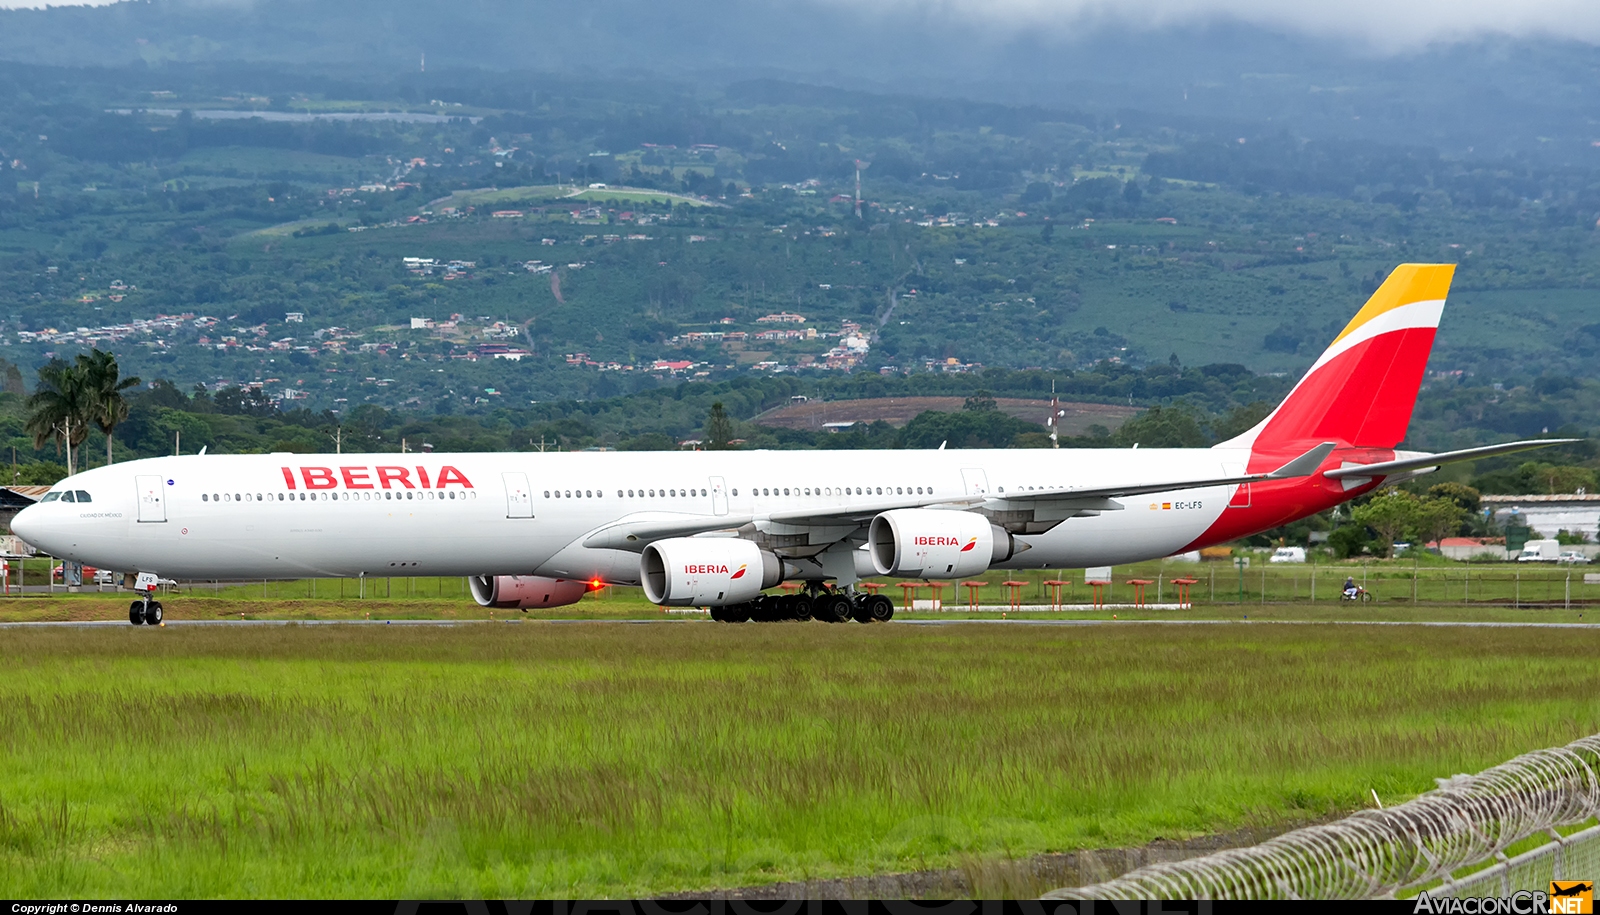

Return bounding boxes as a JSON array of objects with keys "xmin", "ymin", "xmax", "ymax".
[
  {"xmin": 1044, "ymin": 733, "xmax": 1600, "ymax": 900},
  {"xmin": 1433, "ymin": 824, "xmax": 1600, "ymax": 898}
]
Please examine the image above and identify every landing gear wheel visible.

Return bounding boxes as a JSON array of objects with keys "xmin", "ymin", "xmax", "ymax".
[
  {"xmin": 724, "ymin": 603, "xmax": 751, "ymax": 623},
  {"xmin": 129, "ymin": 601, "xmax": 145, "ymax": 626},
  {"xmin": 819, "ymin": 593, "xmax": 853, "ymax": 623},
  {"xmin": 866, "ymin": 594, "xmax": 895, "ymax": 623},
  {"xmin": 788, "ymin": 592, "xmax": 813, "ymax": 622},
  {"xmin": 143, "ymin": 602, "xmax": 163, "ymax": 626},
  {"xmin": 709, "ymin": 606, "xmax": 727, "ymax": 622}
]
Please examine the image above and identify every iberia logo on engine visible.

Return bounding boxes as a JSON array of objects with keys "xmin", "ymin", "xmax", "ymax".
[
  {"xmin": 684, "ymin": 564, "xmax": 731, "ymax": 575},
  {"xmin": 913, "ymin": 536, "xmax": 979, "ymax": 551},
  {"xmin": 730, "ymin": 564, "xmax": 747, "ymax": 580}
]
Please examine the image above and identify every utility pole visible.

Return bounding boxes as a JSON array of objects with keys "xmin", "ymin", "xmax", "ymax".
[{"xmin": 854, "ymin": 159, "xmax": 869, "ymax": 220}]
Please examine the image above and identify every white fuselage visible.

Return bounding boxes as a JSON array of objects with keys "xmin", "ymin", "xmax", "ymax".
[{"xmin": 13, "ymin": 447, "xmax": 1256, "ymax": 584}]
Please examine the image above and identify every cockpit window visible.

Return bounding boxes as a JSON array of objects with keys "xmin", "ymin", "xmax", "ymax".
[
  {"xmin": 39, "ymin": 492, "xmax": 59, "ymax": 503},
  {"xmin": 59, "ymin": 491, "xmax": 75, "ymax": 503},
  {"xmin": 74, "ymin": 491, "xmax": 91, "ymax": 503}
]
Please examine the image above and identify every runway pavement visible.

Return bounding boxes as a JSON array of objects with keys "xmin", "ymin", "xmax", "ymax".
[{"xmin": 1, "ymin": 618, "xmax": 1597, "ymax": 629}]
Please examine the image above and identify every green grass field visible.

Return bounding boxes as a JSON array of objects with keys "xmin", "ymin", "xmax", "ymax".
[{"xmin": 0, "ymin": 621, "xmax": 1596, "ymax": 897}]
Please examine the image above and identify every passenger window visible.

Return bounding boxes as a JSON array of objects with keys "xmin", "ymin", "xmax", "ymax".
[{"xmin": 201, "ymin": 494, "xmax": 208, "ymax": 502}]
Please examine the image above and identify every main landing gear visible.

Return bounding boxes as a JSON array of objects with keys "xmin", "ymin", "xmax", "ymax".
[
  {"xmin": 709, "ymin": 583, "xmax": 895, "ymax": 624},
  {"xmin": 129, "ymin": 590, "xmax": 163, "ymax": 626}
]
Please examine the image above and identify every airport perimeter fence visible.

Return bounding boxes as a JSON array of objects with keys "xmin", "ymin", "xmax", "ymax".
[{"xmin": 1043, "ymin": 733, "xmax": 1600, "ymax": 900}]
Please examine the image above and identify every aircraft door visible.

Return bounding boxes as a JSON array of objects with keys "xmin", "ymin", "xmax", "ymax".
[
  {"xmin": 961, "ymin": 468, "xmax": 990, "ymax": 496},
  {"xmin": 709, "ymin": 476, "xmax": 728, "ymax": 516},
  {"xmin": 135, "ymin": 475, "xmax": 166, "ymax": 523},
  {"xmin": 503, "ymin": 472, "xmax": 534, "ymax": 518}
]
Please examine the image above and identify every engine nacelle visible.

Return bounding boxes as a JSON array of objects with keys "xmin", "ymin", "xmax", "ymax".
[
  {"xmin": 868, "ymin": 509, "xmax": 1016, "ymax": 579},
  {"xmin": 470, "ymin": 574, "xmax": 591, "ymax": 609},
  {"xmin": 640, "ymin": 538, "xmax": 782, "ymax": 606}
]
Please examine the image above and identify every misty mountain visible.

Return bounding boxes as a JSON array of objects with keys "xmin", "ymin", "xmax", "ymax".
[{"xmin": 3, "ymin": 0, "xmax": 1600, "ymax": 160}]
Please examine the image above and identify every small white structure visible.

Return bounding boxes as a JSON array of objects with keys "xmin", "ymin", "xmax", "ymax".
[{"xmin": 284, "ymin": 312, "xmax": 305, "ymax": 323}]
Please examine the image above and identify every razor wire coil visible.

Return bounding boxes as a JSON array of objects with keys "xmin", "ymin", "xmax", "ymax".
[{"xmin": 1043, "ymin": 733, "xmax": 1600, "ymax": 900}]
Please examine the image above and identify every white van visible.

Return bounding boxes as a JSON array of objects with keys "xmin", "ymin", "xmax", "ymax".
[
  {"xmin": 1517, "ymin": 540, "xmax": 1561, "ymax": 562},
  {"xmin": 1269, "ymin": 546, "xmax": 1307, "ymax": 563}
]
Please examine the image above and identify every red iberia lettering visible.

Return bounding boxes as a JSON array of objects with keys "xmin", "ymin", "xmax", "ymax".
[
  {"xmin": 684, "ymin": 564, "xmax": 730, "ymax": 575},
  {"xmin": 340, "ymin": 466, "xmax": 374, "ymax": 489},
  {"xmin": 300, "ymin": 467, "xmax": 337, "ymax": 490},
  {"xmin": 375, "ymin": 466, "xmax": 414, "ymax": 489},
  {"xmin": 281, "ymin": 467, "xmax": 297, "ymax": 490},
  {"xmin": 435, "ymin": 465, "xmax": 473, "ymax": 489},
  {"xmin": 415, "ymin": 466, "xmax": 431, "ymax": 489},
  {"xmin": 913, "ymin": 536, "xmax": 960, "ymax": 547}
]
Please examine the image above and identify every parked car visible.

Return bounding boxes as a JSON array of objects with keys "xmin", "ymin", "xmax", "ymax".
[
  {"xmin": 92, "ymin": 569, "xmax": 118, "ymax": 584},
  {"xmin": 1268, "ymin": 546, "xmax": 1307, "ymax": 563},
  {"xmin": 1557, "ymin": 551, "xmax": 1591, "ymax": 565}
]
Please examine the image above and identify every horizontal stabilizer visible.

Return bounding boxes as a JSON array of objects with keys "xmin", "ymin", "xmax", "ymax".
[{"xmin": 1323, "ymin": 439, "xmax": 1582, "ymax": 480}]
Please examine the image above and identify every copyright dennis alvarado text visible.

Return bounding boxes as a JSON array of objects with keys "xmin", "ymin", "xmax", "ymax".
[{"xmin": 12, "ymin": 906, "xmax": 177, "ymax": 914}]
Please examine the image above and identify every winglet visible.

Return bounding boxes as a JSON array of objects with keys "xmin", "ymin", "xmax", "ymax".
[{"xmin": 1265, "ymin": 442, "xmax": 1337, "ymax": 480}]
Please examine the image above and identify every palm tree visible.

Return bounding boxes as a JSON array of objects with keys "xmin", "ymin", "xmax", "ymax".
[
  {"xmin": 79, "ymin": 349, "xmax": 140, "ymax": 465},
  {"xmin": 25, "ymin": 359, "xmax": 90, "ymax": 476}
]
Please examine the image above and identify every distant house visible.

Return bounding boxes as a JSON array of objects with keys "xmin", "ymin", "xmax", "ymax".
[
  {"xmin": 410, "ymin": 317, "xmax": 435, "ymax": 330},
  {"xmin": 284, "ymin": 312, "xmax": 305, "ymax": 323},
  {"xmin": 1427, "ymin": 537, "xmax": 1510, "ymax": 561},
  {"xmin": 756, "ymin": 312, "xmax": 806, "ymax": 324}
]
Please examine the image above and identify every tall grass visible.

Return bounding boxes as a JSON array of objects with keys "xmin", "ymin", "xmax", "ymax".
[{"xmin": 0, "ymin": 623, "xmax": 1596, "ymax": 896}]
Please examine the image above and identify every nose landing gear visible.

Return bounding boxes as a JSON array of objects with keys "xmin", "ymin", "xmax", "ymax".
[{"xmin": 129, "ymin": 591, "xmax": 163, "ymax": 626}]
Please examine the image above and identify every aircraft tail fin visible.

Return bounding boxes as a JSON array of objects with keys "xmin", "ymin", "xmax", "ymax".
[{"xmin": 1220, "ymin": 263, "xmax": 1455, "ymax": 453}]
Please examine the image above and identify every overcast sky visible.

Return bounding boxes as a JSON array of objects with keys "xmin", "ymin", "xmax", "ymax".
[{"xmin": 2, "ymin": 0, "xmax": 1598, "ymax": 50}]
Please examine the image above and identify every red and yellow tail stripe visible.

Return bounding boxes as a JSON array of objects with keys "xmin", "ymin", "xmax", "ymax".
[{"xmin": 1223, "ymin": 263, "xmax": 1455, "ymax": 455}]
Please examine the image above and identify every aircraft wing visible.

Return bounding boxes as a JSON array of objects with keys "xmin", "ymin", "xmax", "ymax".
[
  {"xmin": 986, "ymin": 441, "xmax": 1338, "ymax": 503},
  {"xmin": 582, "ymin": 512, "xmax": 754, "ymax": 550},
  {"xmin": 1323, "ymin": 439, "xmax": 1581, "ymax": 479},
  {"xmin": 584, "ymin": 442, "xmax": 1339, "ymax": 552}
]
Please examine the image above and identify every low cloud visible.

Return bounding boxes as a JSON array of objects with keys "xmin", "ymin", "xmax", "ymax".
[{"xmin": 829, "ymin": 0, "xmax": 1600, "ymax": 50}]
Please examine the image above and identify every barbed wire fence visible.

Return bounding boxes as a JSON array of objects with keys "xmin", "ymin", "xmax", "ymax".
[{"xmin": 1043, "ymin": 733, "xmax": 1600, "ymax": 900}]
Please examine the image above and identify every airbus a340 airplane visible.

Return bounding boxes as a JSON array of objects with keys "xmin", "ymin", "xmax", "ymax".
[{"xmin": 11, "ymin": 263, "xmax": 1574, "ymax": 625}]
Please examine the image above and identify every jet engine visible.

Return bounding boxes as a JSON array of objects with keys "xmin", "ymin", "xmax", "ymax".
[
  {"xmin": 470, "ymin": 574, "xmax": 592, "ymax": 609},
  {"xmin": 640, "ymin": 538, "xmax": 783, "ymax": 606},
  {"xmin": 868, "ymin": 509, "xmax": 1019, "ymax": 578}
]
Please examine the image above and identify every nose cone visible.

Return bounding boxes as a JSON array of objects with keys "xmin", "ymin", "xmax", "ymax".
[{"xmin": 10, "ymin": 503, "xmax": 42, "ymax": 548}]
